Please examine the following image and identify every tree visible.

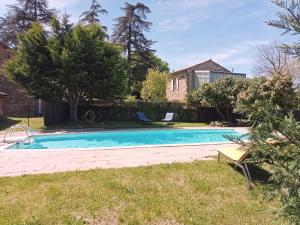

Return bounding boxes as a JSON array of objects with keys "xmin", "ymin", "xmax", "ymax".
[
  {"xmin": 229, "ymin": 2, "xmax": 300, "ymax": 223},
  {"xmin": 141, "ymin": 69, "xmax": 167, "ymax": 102},
  {"xmin": 253, "ymin": 41, "xmax": 299, "ymax": 83},
  {"xmin": 79, "ymin": 0, "xmax": 108, "ymax": 25},
  {"xmin": 0, "ymin": 0, "xmax": 56, "ymax": 47},
  {"xmin": 111, "ymin": 2, "xmax": 156, "ymax": 94},
  {"xmin": 129, "ymin": 53, "xmax": 169, "ymax": 96},
  {"xmin": 111, "ymin": 2, "xmax": 154, "ymax": 61},
  {"xmin": 228, "ymin": 100, "xmax": 300, "ymax": 224},
  {"xmin": 236, "ymin": 73, "xmax": 297, "ymax": 124},
  {"xmin": 4, "ymin": 21, "xmax": 127, "ymax": 121},
  {"xmin": 186, "ymin": 77, "xmax": 249, "ymax": 121}
]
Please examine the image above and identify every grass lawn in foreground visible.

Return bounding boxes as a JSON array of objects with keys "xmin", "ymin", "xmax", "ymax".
[
  {"xmin": 0, "ymin": 161, "xmax": 285, "ymax": 225},
  {"xmin": 0, "ymin": 117, "xmax": 209, "ymax": 131}
]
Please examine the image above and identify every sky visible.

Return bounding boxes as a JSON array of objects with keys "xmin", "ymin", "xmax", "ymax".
[{"xmin": 0, "ymin": 0, "xmax": 295, "ymax": 75}]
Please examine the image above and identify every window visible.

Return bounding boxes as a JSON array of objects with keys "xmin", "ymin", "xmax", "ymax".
[
  {"xmin": 193, "ymin": 72, "xmax": 209, "ymax": 89},
  {"xmin": 172, "ymin": 77, "xmax": 179, "ymax": 91}
]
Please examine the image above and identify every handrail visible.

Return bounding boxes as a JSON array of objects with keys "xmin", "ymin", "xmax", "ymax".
[{"xmin": 3, "ymin": 125, "xmax": 35, "ymax": 144}]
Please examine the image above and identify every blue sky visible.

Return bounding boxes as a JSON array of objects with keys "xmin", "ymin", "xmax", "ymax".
[{"xmin": 0, "ymin": 0, "xmax": 294, "ymax": 75}]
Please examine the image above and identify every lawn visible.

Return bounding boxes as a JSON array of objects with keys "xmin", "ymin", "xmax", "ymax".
[
  {"xmin": 0, "ymin": 161, "xmax": 285, "ymax": 225},
  {"xmin": 0, "ymin": 117, "xmax": 209, "ymax": 131}
]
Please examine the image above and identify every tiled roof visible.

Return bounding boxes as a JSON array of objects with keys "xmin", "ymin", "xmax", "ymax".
[{"xmin": 170, "ymin": 59, "xmax": 232, "ymax": 75}]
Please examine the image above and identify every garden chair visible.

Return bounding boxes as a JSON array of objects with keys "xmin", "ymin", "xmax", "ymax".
[
  {"xmin": 137, "ymin": 112, "xmax": 152, "ymax": 122},
  {"xmin": 162, "ymin": 112, "xmax": 174, "ymax": 122},
  {"xmin": 217, "ymin": 146, "xmax": 252, "ymax": 190}
]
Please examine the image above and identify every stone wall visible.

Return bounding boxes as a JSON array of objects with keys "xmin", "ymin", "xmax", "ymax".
[
  {"xmin": 0, "ymin": 43, "xmax": 39, "ymax": 117},
  {"xmin": 166, "ymin": 72, "xmax": 188, "ymax": 102}
]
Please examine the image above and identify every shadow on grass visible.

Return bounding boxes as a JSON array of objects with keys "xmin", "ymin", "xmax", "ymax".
[
  {"xmin": 0, "ymin": 117, "xmax": 21, "ymax": 131},
  {"xmin": 228, "ymin": 163, "xmax": 271, "ymax": 184}
]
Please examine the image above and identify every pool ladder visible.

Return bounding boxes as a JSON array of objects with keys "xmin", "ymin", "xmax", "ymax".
[{"xmin": 3, "ymin": 125, "xmax": 35, "ymax": 144}]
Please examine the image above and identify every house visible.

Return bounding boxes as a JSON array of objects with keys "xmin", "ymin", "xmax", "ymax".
[
  {"xmin": 166, "ymin": 59, "xmax": 246, "ymax": 102},
  {"xmin": 0, "ymin": 41, "xmax": 43, "ymax": 117}
]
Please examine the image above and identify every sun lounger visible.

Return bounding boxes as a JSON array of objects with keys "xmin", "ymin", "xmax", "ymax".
[
  {"xmin": 137, "ymin": 112, "xmax": 152, "ymax": 122},
  {"xmin": 217, "ymin": 146, "xmax": 252, "ymax": 189},
  {"xmin": 162, "ymin": 112, "xmax": 174, "ymax": 122}
]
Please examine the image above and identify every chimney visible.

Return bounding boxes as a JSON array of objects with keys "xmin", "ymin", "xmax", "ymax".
[{"xmin": 232, "ymin": 68, "xmax": 234, "ymax": 73}]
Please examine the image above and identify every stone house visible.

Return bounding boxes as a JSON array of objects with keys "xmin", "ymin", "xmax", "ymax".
[
  {"xmin": 166, "ymin": 59, "xmax": 246, "ymax": 102},
  {"xmin": 0, "ymin": 42, "xmax": 43, "ymax": 117}
]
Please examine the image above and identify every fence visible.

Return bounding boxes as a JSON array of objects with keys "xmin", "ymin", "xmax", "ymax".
[{"xmin": 44, "ymin": 101, "xmax": 237, "ymax": 126}]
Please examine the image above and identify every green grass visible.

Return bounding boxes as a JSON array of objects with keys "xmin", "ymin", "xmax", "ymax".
[
  {"xmin": 0, "ymin": 117, "xmax": 45, "ymax": 130},
  {"xmin": 0, "ymin": 161, "xmax": 285, "ymax": 225},
  {"xmin": 0, "ymin": 117, "xmax": 208, "ymax": 131}
]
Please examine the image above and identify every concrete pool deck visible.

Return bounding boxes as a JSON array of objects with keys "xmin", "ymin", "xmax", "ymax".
[{"xmin": 0, "ymin": 127, "xmax": 246, "ymax": 177}]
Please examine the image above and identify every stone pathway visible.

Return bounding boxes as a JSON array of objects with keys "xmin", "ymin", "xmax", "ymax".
[{"xmin": 0, "ymin": 143, "xmax": 237, "ymax": 177}]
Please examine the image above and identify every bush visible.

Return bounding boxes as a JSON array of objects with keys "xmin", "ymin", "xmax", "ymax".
[{"xmin": 141, "ymin": 69, "xmax": 167, "ymax": 102}]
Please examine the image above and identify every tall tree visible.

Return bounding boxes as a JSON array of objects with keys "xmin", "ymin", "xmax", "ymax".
[
  {"xmin": 0, "ymin": 0, "xmax": 56, "ymax": 47},
  {"xmin": 79, "ymin": 0, "xmax": 108, "ymax": 25},
  {"xmin": 112, "ymin": 2, "xmax": 155, "ymax": 95},
  {"xmin": 4, "ymin": 21, "xmax": 127, "ymax": 121},
  {"xmin": 112, "ymin": 2, "xmax": 155, "ymax": 62}
]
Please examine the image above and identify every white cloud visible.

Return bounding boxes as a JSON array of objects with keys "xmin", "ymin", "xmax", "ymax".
[
  {"xmin": 48, "ymin": 0, "xmax": 82, "ymax": 10},
  {"xmin": 167, "ymin": 40, "xmax": 270, "ymax": 73},
  {"xmin": 156, "ymin": 0, "xmax": 228, "ymax": 11},
  {"xmin": 158, "ymin": 13, "xmax": 210, "ymax": 32},
  {"xmin": 156, "ymin": 0, "xmax": 243, "ymax": 32}
]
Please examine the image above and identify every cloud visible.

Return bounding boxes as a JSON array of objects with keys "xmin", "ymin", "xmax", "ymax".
[
  {"xmin": 166, "ymin": 39, "xmax": 270, "ymax": 73},
  {"xmin": 48, "ymin": 0, "xmax": 84, "ymax": 11},
  {"xmin": 158, "ymin": 13, "xmax": 210, "ymax": 32},
  {"xmin": 156, "ymin": 0, "xmax": 228, "ymax": 11},
  {"xmin": 156, "ymin": 0, "xmax": 243, "ymax": 32}
]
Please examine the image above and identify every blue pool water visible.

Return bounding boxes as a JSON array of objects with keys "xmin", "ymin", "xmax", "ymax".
[{"xmin": 9, "ymin": 129, "xmax": 242, "ymax": 150}]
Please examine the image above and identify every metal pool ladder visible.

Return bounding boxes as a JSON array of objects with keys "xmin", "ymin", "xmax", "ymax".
[{"xmin": 3, "ymin": 125, "xmax": 35, "ymax": 144}]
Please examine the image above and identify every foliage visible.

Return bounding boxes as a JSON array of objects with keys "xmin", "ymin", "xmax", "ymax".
[
  {"xmin": 0, "ymin": 0, "xmax": 56, "ymax": 47},
  {"xmin": 236, "ymin": 73, "xmax": 297, "ymax": 122},
  {"xmin": 141, "ymin": 69, "xmax": 167, "ymax": 102},
  {"xmin": 111, "ymin": 2, "xmax": 155, "ymax": 61},
  {"xmin": 253, "ymin": 41, "xmax": 299, "ymax": 79},
  {"xmin": 111, "ymin": 2, "xmax": 157, "ymax": 95},
  {"xmin": 4, "ymin": 21, "xmax": 127, "ymax": 121},
  {"xmin": 129, "ymin": 53, "xmax": 169, "ymax": 96},
  {"xmin": 227, "ymin": 74, "xmax": 299, "ymax": 224},
  {"xmin": 186, "ymin": 77, "xmax": 249, "ymax": 121},
  {"xmin": 79, "ymin": 0, "xmax": 108, "ymax": 25},
  {"xmin": 230, "ymin": 100, "xmax": 300, "ymax": 224},
  {"xmin": 186, "ymin": 89, "xmax": 203, "ymax": 106}
]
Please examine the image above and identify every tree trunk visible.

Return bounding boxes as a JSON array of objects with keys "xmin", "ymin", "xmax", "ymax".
[
  {"xmin": 69, "ymin": 97, "xmax": 79, "ymax": 121},
  {"xmin": 127, "ymin": 23, "xmax": 132, "ymax": 62}
]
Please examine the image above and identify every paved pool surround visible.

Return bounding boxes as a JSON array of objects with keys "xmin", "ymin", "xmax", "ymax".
[{"xmin": 0, "ymin": 127, "xmax": 246, "ymax": 177}]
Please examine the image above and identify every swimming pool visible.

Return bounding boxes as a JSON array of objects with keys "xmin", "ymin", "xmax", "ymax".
[{"xmin": 9, "ymin": 129, "xmax": 242, "ymax": 150}]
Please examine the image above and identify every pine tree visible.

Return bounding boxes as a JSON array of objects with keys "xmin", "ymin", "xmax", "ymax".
[
  {"xmin": 0, "ymin": 0, "xmax": 56, "ymax": 47},
  {"xmin": 111, "ymin": 2, "xmax": 155, "ymax": 95},
  {"xmin": 111, "ymin": 2, "xmax": 155, "ymax": 62},
  {"xmin": 79, "ymin": 0, "xmax": 108, "ymax": 25}
]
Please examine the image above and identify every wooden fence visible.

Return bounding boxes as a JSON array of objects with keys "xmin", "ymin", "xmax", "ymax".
[{"xmin": 44, "ymin": 101, "xmax": 236, "ymax": 126}]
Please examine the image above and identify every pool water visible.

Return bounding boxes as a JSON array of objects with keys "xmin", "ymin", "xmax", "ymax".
[{"xmin": 9, "ymin": 129, "xmax": 242, "ymax": 150}]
